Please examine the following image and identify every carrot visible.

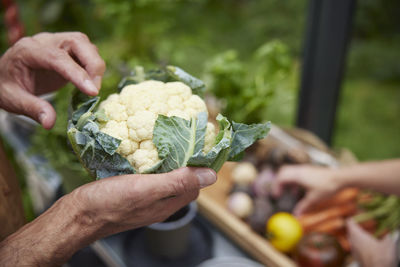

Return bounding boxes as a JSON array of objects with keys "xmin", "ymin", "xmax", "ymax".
[
  {"xmin": 310, "ymin": 188, "xmax": 359, "ymax": 211},
  {"xmin": 309, "ymin": 217, "xmax": 345, "ymax": 235},
  {"xmin": 358, "ymin": 218, "xmax": 377, "ymax": 234},
  {"xmin": 299, "ymin": 203, "xmax": 357, "ymax": 231},
  {"xmin": 336, "ymin": 234, "xmax": 350, "ymax": 252}
]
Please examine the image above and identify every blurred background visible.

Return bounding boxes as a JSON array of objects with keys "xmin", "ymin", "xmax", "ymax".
[
  {"xmin": 1, "ymin": 0, "xmax": 399, "ymax": 218},
  {"xmin": 1, "ymin": 1, "xmax": 399, "ymax": 265}
]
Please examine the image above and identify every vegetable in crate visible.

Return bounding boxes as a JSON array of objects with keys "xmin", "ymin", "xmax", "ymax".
[
  {"xmin": 67, "ymin": 66, "xmax": 271, "ymax": 178},
  {"xmin": 295, "ymin": 233, "xmax": 345, "ymax": 267},
  {"xmin": 227, "ymin": 192, "xmax": 254, "ymax": 219},
  {"xmin": 354, "ymin": 192, "xmax": 400, "ymax": 237},
  {"xmin": 231, "ymin": 162, "xmax": 258, "ymax": 186},
  {"xmin": 266, "ymin": 212, "xmax": 303, "ymax": 253},
  {"xmin": 248, "ymin": 197, "xmax": 274, "ymax": 235}
]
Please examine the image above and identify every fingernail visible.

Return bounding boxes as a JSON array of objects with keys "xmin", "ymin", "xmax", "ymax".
[
  {"xmin": 84, "ymin": 79, "xmax": 98, "ymax": 95},
  {"xmin": 93, "ymin": 76, "xmax": 102, "ymax": 89},
  {"xmin": 39, "ymin": 112, "xmax": 47, "ymax": 125},
  {"xmin": 195, "ymin": 169, "xmax": 217, "ymax": 188}
]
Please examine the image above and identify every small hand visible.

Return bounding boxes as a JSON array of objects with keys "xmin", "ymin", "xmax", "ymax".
[
  {"xmin": 0, "ymin": 32, "xmax": 105, "ymax": 129},
  {"xmin": 346, "ymin": 219, "xmax": 397, "ymax": 267},
  {"xmin": 71, "ymin": 167, "xmax": 217, "ymax": 235},
  {"xmin": 272, "ymin": 165, "xmax": 341, "ymax": 215}
]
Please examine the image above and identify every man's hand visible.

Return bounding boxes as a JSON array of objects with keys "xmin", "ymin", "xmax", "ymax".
[
  {"xmin": 272, "ymin": 165, "xmax": 341, "ymax": 215},
  {"xmin": 0, "ymin": 167, "xmax": 216, "ymax": 267},
  {"xmin": 0, "ymin": 32, "xmax": 105, "ymax": 129},
  {"xmin": 72, "ymin": 167, "xmax": 217, "ymax": 236}
]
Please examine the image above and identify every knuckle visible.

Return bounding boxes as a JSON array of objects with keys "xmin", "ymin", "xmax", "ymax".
[
  {"xmin": 49, "ymin": 49, "xmax": 67, "ymax": 60},
  {"xmin": 74, "ymin": 32, "xmax": 89, "ymax": 41},
  {"xmin": 15, "ymin": 36, "xmax": 31, "ymax": 46},
  {"xmin": 32, "ymin": 32, "xmax": 50, "ymax": 40},
  {"xmin": 49, "ymin": 50, "xmax": 70, "ymax": 68},
  {"xmin": 173, "ymin": 177, "xmax": 189, "ymax": 196},
  {"xmin": 12, "ymin": 37, "xmax": 35, "ymax": 52},
  {"xmin": 61, "ymin": 37, "xmax": 77, "ymax": 49},
  {"xmin": 92, "ymin": 44, "xmax": 99, "ymax": 52},
  {"xmin": 90, "ymin": 57, "xmax": 106, "ymax": 74}
]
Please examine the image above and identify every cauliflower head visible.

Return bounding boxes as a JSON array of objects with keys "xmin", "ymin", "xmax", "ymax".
[{"xmin": 98, "ymin": 80, "xmax": 216, "ymax": 173}]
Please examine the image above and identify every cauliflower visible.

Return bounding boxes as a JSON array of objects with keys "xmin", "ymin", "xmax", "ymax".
[
  {"xmin": 98, "ymin": 80, "xmax": 216, "ymax": 173},
  {"xmin": 68, "ymin": 65, "xmax": 271, "ymax": 179}
]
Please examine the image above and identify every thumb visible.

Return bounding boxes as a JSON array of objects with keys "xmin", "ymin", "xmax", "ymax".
[
  {"xmin": 140, "ymin": 167, "xmax": 217, "ymax": 200},
  {"xmin": 165, "ymin": 167, "xmax": 217, "ymax": 196},
  {"xmin": 1, "ymin": 85, "xmax": 56, "ymax": 129}
]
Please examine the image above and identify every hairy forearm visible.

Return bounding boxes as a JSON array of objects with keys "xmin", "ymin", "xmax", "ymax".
[
  {"xmin": 0, "ymin": 193, "xmax": 101, "ymax": 267},
  {"xmin": 335, "ymin": 159, "xmax": 400, "ymax": 195}
]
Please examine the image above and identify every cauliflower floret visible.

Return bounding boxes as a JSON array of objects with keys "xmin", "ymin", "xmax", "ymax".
[
  {"xmin": 148, "ymin": 102, "xmax": 169, "ymax": 115},
  {"xmin": 184, "ymin": 95, "xmax": 207, "ymax": 115},
  {"xmin": 140, "ymin": 140, "xmax": 156, "ymax": 150},
  {"xmin": 99, "ymin": 93, "xmax": 119, "ymax": 105},
  {"xmin": 185, "ymin": 108, "xmax": 201, "ymax": 118},
  {"xmin": 167, "ymin": 109, "xmax": 190, "ymax": 120},
  {"xmin": 117, "ymin": 139, "xmax": 138, "ymax": 156},
  {"xmin": 100, "ymin": 94, "xmax": 128, "ymax": 122},
  {"xmin": 127, "ymin": 110, "xmax": 157, "ymax": 140},
  {"xmin": 128, "ymin": 129, "xmax": 140, "ymax": 142},
  {"xmin": 134, "ymin": 80, "xmax": 165, "ymax": 93},
  {"xmin": 204, "ymin": 122, "xmax": 216, "ymax": 153},
  {"xmin": 120, "ymin": 84, "xmax": 138, "ymax": 96},
  {"xmin": 98, "ymin": 80, "xmax": 213, "ymax": 173},
  {"xmin": 128, "ymin": 149, "xmax": 160, "ymax": 173},
  {"xmin": 101, "ymin": 121, "xmax": 128, "ymax": 140},
  {"xmin": 165, "ymin": 82, "xmax": 192, "ymax": 100},
  {"xmin": 168, "ymin": 95, "xmax": 184, "ymax": 110}
]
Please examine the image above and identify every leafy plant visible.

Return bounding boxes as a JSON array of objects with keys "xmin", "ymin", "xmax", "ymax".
[{"xmin": 205, "ymin": 40, "xmax": 296, "ymax": 124}]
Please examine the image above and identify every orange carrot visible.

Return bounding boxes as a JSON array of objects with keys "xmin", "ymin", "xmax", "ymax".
[
  {"xmin": 310, "ymin": 188, "xmax": 359, "ymax": 211},
  {"xmin": 336, "ymin": 234, "xmax": 350, "ymax": 252},
  {"xmin": 299, "ymin": 203, "xmax": 357, "ymax": 231},
  {"xmin": 358, "ymin": 218, "xmax": 377, "ymax": 234},
  {"xmin": 309, "ymin": 217, "xmax": 346, "ymax": 235}
]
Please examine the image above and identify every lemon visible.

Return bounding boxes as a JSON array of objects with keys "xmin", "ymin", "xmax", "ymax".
[{"xmin": 266, "ymin": 212, "xmax": 303, "ymax": 253}]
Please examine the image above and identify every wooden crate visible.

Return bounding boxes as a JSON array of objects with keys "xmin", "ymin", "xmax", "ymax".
[
  {"xmin": 198, "ymin": 162, "xmax": 296, "ymax": 267},
  {"xmin": 197, "ymin": 126, "xmax": 358, "ymax": 266}
]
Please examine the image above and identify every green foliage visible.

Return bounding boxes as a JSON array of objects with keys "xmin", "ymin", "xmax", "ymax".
[
  {"xmin": 334, "ymin": 80, "xmax": 400, "ymax": 161},
  {"xmin": 205, "ymin": 40, "xmax": 297, "ymax": 124},
  {"xmin": 29, "ymin": 86, "xmax": 92, "ymax": 192}
]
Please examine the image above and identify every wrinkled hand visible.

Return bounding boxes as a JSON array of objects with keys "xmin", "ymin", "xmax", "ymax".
[
  {"xmin": 0, "ymin": 32, "xmax": 105, "ymax": 129},
  {"xmin": 272, "ymin": 165, "xmax": 341, "ymax": 215},
  {"xmin": 0, "ymin": 167, "xmax": 216, "ymax": 266},
  {"xmin": 346, "ymin": 219, "xmax": 397, "ymax": 267},
  {"xmin": 71, "ymin": 167, "xmax": 216, "ymax": 236}
]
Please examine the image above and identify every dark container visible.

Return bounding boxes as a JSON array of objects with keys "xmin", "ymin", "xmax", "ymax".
[{"xmin": 145, "ymin": 201, "xmax": 197, "ymax": 259}]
